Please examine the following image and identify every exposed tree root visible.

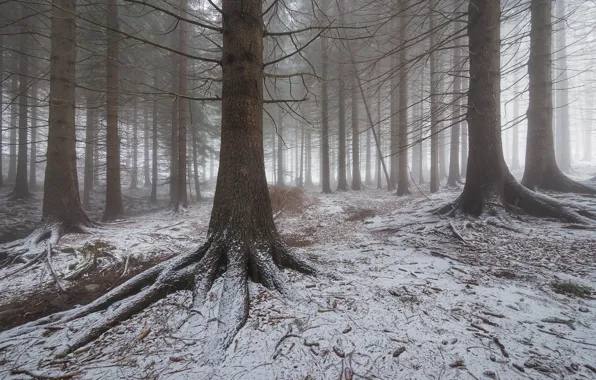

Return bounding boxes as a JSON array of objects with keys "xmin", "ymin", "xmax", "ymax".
[
  {"xmin": 523, "ymin": 170, "xmax": 596, "ymax": 196},
  {"xmin": 2, "ymin": 236, "xmax": 317, "ymax": 360},
  {"xmin": 0, "ymin": 219, "xmax": 99, "ymax": 272},
  {"xmin": 436, "ymin": 174, "xmax": 596, "ymax": 226}
]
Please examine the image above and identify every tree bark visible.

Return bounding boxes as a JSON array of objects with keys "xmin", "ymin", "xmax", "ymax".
[
  {"xmin": 554, "ymin": 0, "xmax": 571, "ymax": 172},
  {"xmin": 42, "ymin": 0, "xmax": 92, "ymax": 230},
  {"xmin": 0, "ymin": 35, "xmax": 3, "ymax": 187},
  {"xmin": 29, "ymin": 78, "xmax": 38, "ymax": 191},
  {"xmin": 12, "ymin": 19, "xmax": 30, "ymax": 200},
  {"xmin": 429, "ymin": 0, "xmax": 440, "ymax": 193},
  {"xmin": 8, "ymin": 54, "xmax": 18, "ymax": 183},
  {"xmin": 150, "ymin": 75, "xmax": 158, "ymax": 204},
  {"xmin": 191, "ymin": 114, "xmax": 202, "ymax": 201},
  {"xmin": 337, "ymin": 59, "xmax": 348, "ymax": 191},
  {"xmin": 176, "ymin": 0, "xmax": 189, "ymax": 210},
  {"xmin": 276, "ymin": 106, "xmax": 284, "ymax": 186},
  {"xmin": 131, "ymin": 100, "xmax": 138, "ymax": 190},
  {"xmin": 376, "ymin": 71, "xmax": 382, "ymax": 189},
  {"xmin": 397, "ymin": 1, "xmax": 410, "ymax": 196},
  {"xmin": 103, "ymin": 0, "xmax": 124, "ymax": 221},
  {"xmin": 143, "ymin": 98, "xmax": 151, "ymax": 187},
  {"xmin": 389, "ymin": 44, "xmax": 398, "ymax": 191},
  {"xmin": 351, "ymin": 74, "xmax": 362, "ymax": 190},
  {"xmin": 512, "ymin": 70, "xmax": 520, "ymax": 170},
  {"xmin": 170, "ymin": 33, "xmax": 179, "ymax": 205},
  {"xmin": 447, "ymin": 20, "xmax": 463, "ymax": 187},
  {"xmin": 521, "ymin": 0, "xmax": 596, "ymax": 194},
  {"xmin": 320, "ymin": 37, "xmax": 331, "ymax": 193},
  {"xmin": 83, "ymin": 92, "xmax": 95, "ymax": 210}
]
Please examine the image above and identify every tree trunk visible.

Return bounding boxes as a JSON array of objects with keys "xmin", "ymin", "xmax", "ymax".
[
  {"xmin": 337, "ymin": 59, "xmax": 348, "ymax": 191},
  {"xmin": 83, "ymin": 92, "xmax": 95, "ymax": 210},
  {"xmin": 12, "ymin": 21, "xmax": 30, "ymax": 200},
  {"xmin": 276, "ymin": 106, "xmax": 284, "ymax": 186},
  {"xmin": 42, "ymin": 0, "xmax": 92, "ymax": 231},
  {"xmin": 460, "ymin": 73, "xmax": 468, "ymax": 179},
  {"xmin": 298, "ymin": 125, "xmax": 304, "ymax": 188},
  {"xmin": 447, "ymin": 22, "xmax": 463, "ymax": 186},
  {"xmin": 8, "ymin": 54, "xmax": 18, "ymax": 183},
  {"xmin": 418, "ymin": 70, "xmax": 426, "ymax": 184},
  {"xmin": 512, "ymin": 70, "xmax": 520, "ymax": 170},
  {"xmin": 376, "ymin": 72, "xmax": 382, "ymax": 189},
  {"xmin": 389, "ymin": 46, "xmax": 398, "ymax": 191},
  {"xmin": 0, "ymin": 35, "xmax": 3, "ymax": 187},
  {"xmin": 429, "ymin": 0, "xmax": 440, "ymax": 193},
  {"xmin": 150, "ymin": 76, "xmax": 158, "ymax": 204},
  {"xmin": 143, "ymin": 99, "xmax": 151, "ymax": 187},
  {"xmin": 397, "ymin": 2, "xmax": 410, "ymax": 196},
  {"xmin": 521, "ymin": 0, "xmax": 595, "ymax": 194},
  {"xmin": 320, "ymin": 38, "xmax": 331, "ymax": 193},
  {"xmin": 131, "ymin": 100, "xmax": 138, "ymax": 190},
  {"xmin": 170, "ymin": 33, "xmax": 179, "ymax": 205},
  {"xmin": 103, "ymin": 0, "xmax": 124, "ymax": 221},
  {"xmin": 29, "ymin": 78, "xmax": 38, "ymax": 191},
  {"xmin": 554, "ymin": 0, "xmax": 571, "ymax": 172},
  {"xmin": 176, "ymin": 0, "xmax": 189, "ymax": 209},
  {"xmin": 191, "ymin": 117, "xmax": 202, "ymax": 201},
  {"xmin": 351, "ymin": 74, "xmax": 362, "ymax": 190},
  {"xmin": 305, "ymin": 127, "xmax": 313, "ymax": 187}
]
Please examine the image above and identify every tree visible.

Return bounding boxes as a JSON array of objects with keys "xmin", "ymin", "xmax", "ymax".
[
  {"xmin": 447, "ymin": 16, "xmax": 463, "ymax": 187},
  {"xmin": 351, "ymin": 74, "xmax": 362, "ymax": 190},
  {"xmin": 437, "ymin": 0, "xmax": 593, "ymax": 225},
  {"xmin": 396, "ymin": 0, "xmax": 410, "ymax": 196},
  {"xmin": 143, "ymin": 99, "xmax": 151, "ymax": 187},
  {"xmin": 10, "ymin": 16, "xmax": 30, "ymax": 200},
  {"xmin": 337, "ymin": 54, "xmax": 348, "ymax": 191},
  {"xmin": 521, "ymin": 0, "xmax": 596, "ymax": 195},
  {"xmin": 320, "ymin": 37, "xmax": 332, "ymax": 194},
  {"xmin": 176, "ymin": 0, "xmax": 189, "ymax": 210},
  {"xmin": 83, "ymin": 92, "xmax": 95, "ymax": 210},
  {"xmin": 1, "ymin": 0, "xmax": 94, "ymax": 266},
  {"xmin": 7, "ymin": 57, "xmax": 17, "ymax": 183},
  {"xmin": 276, "ymin": 106, "xmax": 285, "ymax": 186},
  {"xmin": 29, "ymin": 80, "xmax": 38, "ymax": 191},
  {"xmin": 554, "ymin": 0, "xmax": 571, "ymax": 172},
  {"xmin": 429, "ymin": 0, "xmax": 440, "ymax": 193},
  {"xmin": 15, "ymin": 0, "xmax": 318, "ymax": 358},
  {"xmin": 150, "ymin": 73, "xmax": 159, "ymax": 204},
  {"xmin": 103, "ymin": 0, "xmax": 124, "ymax": 221},
  {"xmin": 0, "ymin": 35, "xmax": 3, "ymax": 188},
  {"xmin": 511, "ymin": 69, "xmax": 520, "ymax": 170}
]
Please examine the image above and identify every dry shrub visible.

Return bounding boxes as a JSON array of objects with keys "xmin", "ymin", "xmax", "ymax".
[{"xmin": 269, "ymin": 186, "xmax": 306, "ymax": 218}]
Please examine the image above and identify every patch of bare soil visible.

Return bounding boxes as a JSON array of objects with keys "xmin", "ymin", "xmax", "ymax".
[
  {"xmin": 345, "ymin": 208, "xmax": 375, "ymax": 222},
  {"xmin": 0, "ymin": 254, "xmax": 174, "ymax": 332}
]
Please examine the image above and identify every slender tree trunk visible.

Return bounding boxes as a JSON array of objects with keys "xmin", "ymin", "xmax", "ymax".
[
  {"xmin": 447, "ymin": 23, "xmax": 463, "ymax": 186},
  {"xmin": 276, "ymin": 106, "xmax": 284, "ymax": 186},
  {"xmin": 512, "ymin": 70, "xmax": 520, "ymax": 170},
  {"xmin": 29, "ymin": 79, "xmax": 38, "ymax": 191},
  {"xmin": 305, "ymin": 127, "xmax": 313, "ymax": 187},
  {"xmin": 460, "ymin": 72, "xmax": 468, "ymax": 178},
  {"xmin": 42, "ymin": 0, "xmax": 92, "ymax": 229},
  {"xmin": 320, "ymin": 38, "xmax": 331, "ymax": 193},
  {"xmin": 170, "ymin": 34, "xmax": 179, "ymax": 205},
  {"xmin": 554, "ymin": 0, "xmax": 571, "ymax": 172},
  {"xmin": 103, "ymin": 0, "xmax": 124, "ymax": 221},
  {"xmin": 12, "ymin": 21, "xmax": 30, "ymax": 199},
  {"xmin": 0, "ymin": 35, "xmax": 3, "ymax": 187},
  {"xmin": 8, "ymin": 55, "xmax": 18, "ymax": 183},
  {"xmin": 299, "ymin": 125, "xmax": 304, "ymax": 188},
  {"xmin": 365, "ymin": 120, "xmax": 372, "ymax": 185},
  {"xmin": 176, "ymin": 0, "xmax": 189, "ymax": 209},
  {"xmin": 131, "ymin": 100, "xmax": 138, "ymax": 190},
  {"xmin": 418, "ymin": 68, "xmax": 426, "ymax": 184},
  {"xmin": 389, "ymin": 46, "xmax": 398, "ymax": 191},
  {"xmin": 351, "ymin": 74, "xmax": 362, "ymax": 190},
  {"xmin": 397, "ymin": 2, "xmax": 410, "ymax": 195},
  {"xmin": 191, "ymin": 118, "xmax": 202, "ymax": 201},
  {"xmin": 583, "ymin": 83, "xmax": 593, "ymax": 161},
  {"xmin": 337, "ymin": 59, "xmax": 348, "ymax": 191},
  {"xmin": 429, "ymin": 0, "xmax": 440, "ymax": 193},
  {"xmin": 143, "ymin": 99, "xmax": 151, "ymax": 187},
  {"xmin": 83, "ymin": 93, "xmax": 95, "ymax": 209},
  {"xmin": 150, "ymin": 77, "xmax": 158, "ymax": 204},
  {"xmin": 376, "ymin": 73, "xmax": 382, "ymax": 189}
]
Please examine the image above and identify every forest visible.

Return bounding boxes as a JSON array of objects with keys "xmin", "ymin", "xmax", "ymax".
[{"xmin": 0, "ymin": 0, "xmax": 595, "ymax": 378}]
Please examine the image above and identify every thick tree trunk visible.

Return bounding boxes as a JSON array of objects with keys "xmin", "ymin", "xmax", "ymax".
[
  {"xmin": 131, "ymin": 100, "xmax": 138, "ymax": 190},
  {"xmin": 12, "ymin": 22, "xmax": 30, "ymax": 200},
  {"xmin": 447, "ymin": 25, "xmax": 463, "ymax": 186},
  {"xmin": 554, "ymin": 0, "xmax": 571, "ymax": 172},
  {"xmin": 337, "ymin": 59, "xmax": 348, "ymax": 191},
  {"xmin": 103, "ymin": 0, "xmax": 124, "ymax": 221},
  {"xmin": 176, "ymin": 0, "xmax": 189, "ymax": 209},
  {"xmin": 351, "ymin": 75, "xmax": 362, "ymax": 190},
  {"xmin": 143, "ymin": 99, "xmax": 151, "ymax": 187},
  {"xmin": 320, "ymin": 38, "xmax": 331, "ymax": 193},
  {"xmin": 397, "ymin": 3, "xmax": 410, "ymax": 196},
  {"xmin": 83, "ymin": 93, "xmax": 95, "ymax": 210},
  {"xmin": 429, "ymin": 0, "xmax": 440, "ymax": 193},
  {"xmin": 521, "ymin": 0, "xmax": 596, "ymax": 194},
  {"xmin": 42, "ymin": 0, "xmax": 92, "ymax": 230},
  {"xmin": 29, "ymin": 79, "xmax": 38, "ymax": 191}
]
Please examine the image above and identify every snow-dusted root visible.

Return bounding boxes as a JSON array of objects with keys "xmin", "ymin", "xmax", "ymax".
[
  {"xmin": 435, "ymin": 174, "xmax": 596, "ymax": 226},
  {"xmin": 12, "ymin": 235, "xmax": 318, "ymax": 359},
  {"xmin": 527, "ymin": 171, "xmax": 596, "ymax": 195}
]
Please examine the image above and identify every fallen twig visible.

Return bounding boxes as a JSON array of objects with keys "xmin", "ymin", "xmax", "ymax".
[
  {"xmin": 10, "ymin": 368, "xmax": 81, "ymax": 380},
  {"xmin": 449, "ymin": 222, "xmax": 468, "ymax": 244},
  {"xmin": 537, "ymin": 329, "xmax": 596, "ymax": 347}
]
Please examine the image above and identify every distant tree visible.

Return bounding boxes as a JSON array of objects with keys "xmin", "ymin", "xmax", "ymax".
[
  {"xmin": 429, "ymin": 0, "xmax": 440, "ymax": 193},
  {"xmin": 396, "ymin": 0, "xmax": 410, "ymax": 196},
  {"xmin": 176, "ymin": 0, "xmax": 189, "ymax": 210},
  {"xmin": 447, "ymin": 15, "xmax": 463, "ymax": 187},
  {"xmin": 320, "ymin": 36, "xmax": 332, "ymax": 193}
]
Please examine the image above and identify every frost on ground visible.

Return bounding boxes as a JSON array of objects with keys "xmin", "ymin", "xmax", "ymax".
[{"xmin": 0, "ymin": 187, "xmax": 595, "ymax": 380}]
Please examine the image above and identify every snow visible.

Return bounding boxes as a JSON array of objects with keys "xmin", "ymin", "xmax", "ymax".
[{"xmin": 1, "ymin": 185, "xmax": 595, "ymax": 379}]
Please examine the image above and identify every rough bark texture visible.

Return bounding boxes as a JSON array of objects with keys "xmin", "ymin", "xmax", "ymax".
[
  {"xmin": 170, "ymin": 32, "xmax": 179, "ymax": 205},
  {"xmin": 521, "ymin": 0, "xmax": 596, "ymax": 195},
  {"xmin": 103, "ymin": 0, "xmax": 124, "ymax": 221},
  {"xmin": 150, "ymin": 77, "xmax": 158, "ymax": 204},
  {"xmin": 337, "ymin": 59, "xmax": 348, "ymax": 191},
  {"xmin": 512, "ymin": 70, "xmax": 520, "ymax": 170},
  {"xmin": 0, "ymin": 35, "xmax": 3, "ymax": 187},
  {"xmin": 554, "ymin": 0, "xmax": 570, "ymax": 172},
  {"xmin": 143, "ymin": 99, "xmax": 151, "ymax": 187},
  {"xmin": 12, "ymin": 21, "xmax": 30, "ymax": 200},
  {"xmin": 191, "ymin": 118, "xmax": 202, "ymax": 201},
  {"xmin": 130, "ymin": 101, "xmax": 138, "ymax": 190},
  {"xmin": 447, "ymin": 20, "xmax": 462, "ymax": 187},
  {"xmin": 176, "ymin": 0, "xmax": 189, "ymax": 210},
  {"xmin": 396, "ymin": 2, "xmax": 410, "ymax": 196},
  {"xmin": 29, "ymin": 80, "xmax": 37, "ymax": 191},
  {"xmin": 11, "ymin": 0, "xmax": 317, "ymax": 359},
  {"xmin": 320, "ymin": 37, "xmax": 331, "ymax": 193},
  {"xmin": 429, "ymin": 0, "xmax": 439, "ymax": 193},
  {"xmin": 276, "ymin": 106, "xmax": 284, "ymax": 187},
  {"xmin": 8, "ymin": 60, "xmax": 17, "ymax": 184},
  {"xmin": 389, "ymin": 42, "xmax": 399, "ymax": 191}
]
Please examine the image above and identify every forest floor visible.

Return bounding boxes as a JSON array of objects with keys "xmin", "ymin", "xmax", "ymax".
[{"xmin": 1, "ymin": 171, "xmax": 596, "ymax": 379}]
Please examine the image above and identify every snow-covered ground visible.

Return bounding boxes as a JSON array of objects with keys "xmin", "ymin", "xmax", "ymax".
[{"xmin": 0, "ymin": 183, "xmax": 595, "ymax": 379}]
